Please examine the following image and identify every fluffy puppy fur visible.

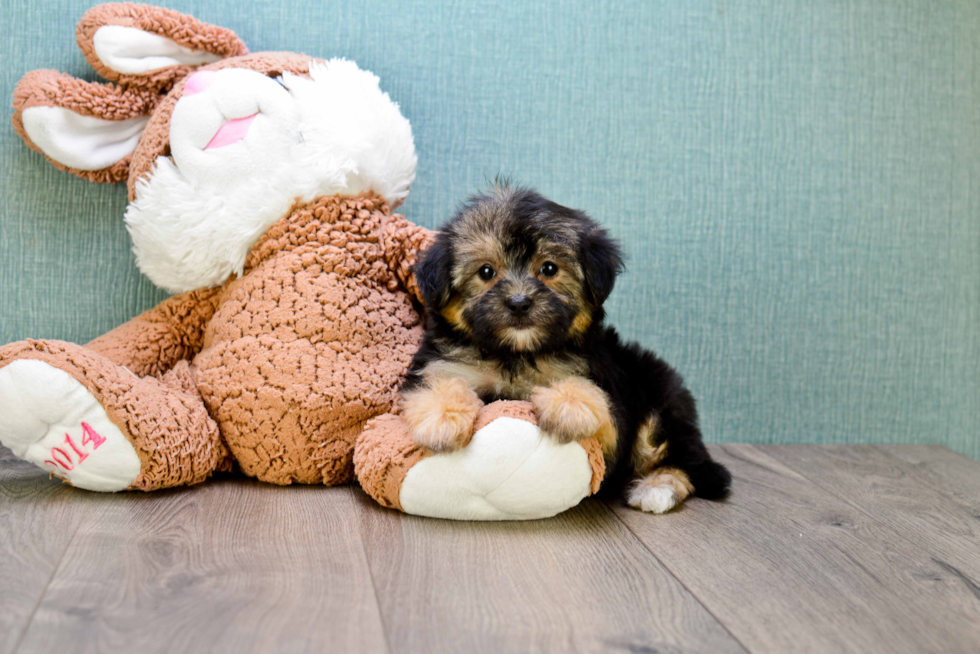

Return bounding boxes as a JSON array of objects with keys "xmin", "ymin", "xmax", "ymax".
[{"xmin": 400, "ymin": 184, "xmax": 731, "ymax": 513}]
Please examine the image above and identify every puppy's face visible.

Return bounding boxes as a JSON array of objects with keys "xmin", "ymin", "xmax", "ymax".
[{"xmin": 416, "ymin": 186, "xmax": 624, "ymax": 355}]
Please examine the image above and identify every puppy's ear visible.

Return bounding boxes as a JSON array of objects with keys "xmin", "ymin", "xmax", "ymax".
[
  {"xmin": 414, "ymin": 235, "xmax": 454, "ymax": 309},
  {"xmin": 580, "ymin": 225, "xmax": 624, "ymax": 306}
]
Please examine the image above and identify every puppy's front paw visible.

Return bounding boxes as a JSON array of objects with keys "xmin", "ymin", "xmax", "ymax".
[
  {"xmin": 532, "ymin": 377, "xmax": 607, "ymax": 445},
  {"xmin": 401, "ymin": 378, "xmax": 483, "ymax": 453}
]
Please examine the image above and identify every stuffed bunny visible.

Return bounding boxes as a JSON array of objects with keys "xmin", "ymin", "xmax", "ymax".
[
  {"xmin": 2, "ymin": 3, "xmax": 605, "ymax": 520},
  {"xmin": 1, "ymin": 2, "xmax": 431, "ymax": 491}
]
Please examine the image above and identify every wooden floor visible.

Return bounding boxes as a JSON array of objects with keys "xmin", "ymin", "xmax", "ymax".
[{"xmin": 1, "ymin": 444, "xmax": 978, "ymax": 654}]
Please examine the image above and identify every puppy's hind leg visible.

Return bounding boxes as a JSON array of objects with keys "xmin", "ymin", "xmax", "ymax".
[
  {"xmin": 625, "ymin": 391, "xmax": 732, "ymax": 514},
  {"xmin": 627, "ymin": 467, "xmax": 695, "ymax": 514}
]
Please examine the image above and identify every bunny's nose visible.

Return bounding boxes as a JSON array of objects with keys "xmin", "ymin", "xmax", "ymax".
[{"xmin": 183, "ymin": 71, "xmax": 217, "ymax": 96}]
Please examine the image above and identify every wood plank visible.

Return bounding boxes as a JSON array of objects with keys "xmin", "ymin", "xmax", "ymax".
[
  {"xmin": 763, "ymin": 445, "xmax": 980, "ymax": 582},
  {"xmin": 879, "ymin": 445, "xmax": 980, "ymax": 507},
  {"xmin": 612, "ymin": 444, "xmax": 980, "ymax": 654},
  {"xmin": 0, "ymin": 457, "xmax": 96, "ymax": 654},
  {"xmin": 355, "ymin": 491, "xmax": 747, "ymax": 654},
  {"xmin": 0, "ymin": 444, "xmax": 18, "ymax": 465},
  {"xmin": 14, "ymin": 482, "xmax": 388, "ymax": 654}
]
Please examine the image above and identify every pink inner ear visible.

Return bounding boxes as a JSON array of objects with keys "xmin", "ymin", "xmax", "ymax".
[
  {"xmin": 206, "ymin": 114, "xmax": 258, "ymax": 150},
  {"xmin": 183, "ymin": 71, "xmax": 216, "ymax": 96}
]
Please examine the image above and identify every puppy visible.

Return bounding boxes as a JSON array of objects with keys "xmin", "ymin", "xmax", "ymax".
[{"xmin": 400, "ymin": 184, "xmax": 731, "ymax": 513}]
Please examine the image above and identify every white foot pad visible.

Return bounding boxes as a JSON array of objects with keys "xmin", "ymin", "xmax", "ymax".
[
  {"xmin": 627, "ymin": 483, "xmax": 680, "ymax": 514},
  {"xmin": 0, "ymin": 360, "xmax": 141, "ymax": 492},
  {"xmin": 399, "ymin": 417, "xmax": 594, "ymax": 520}
]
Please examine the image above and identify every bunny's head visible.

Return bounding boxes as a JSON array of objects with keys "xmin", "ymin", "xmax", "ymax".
[{"xmin": 13, "ymin": 3, "xmax": 417, "ymax": 293}]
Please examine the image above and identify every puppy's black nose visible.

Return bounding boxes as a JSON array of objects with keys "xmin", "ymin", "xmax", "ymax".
[{"xmin": 505, "ymin": 294, "xmax": 532, "ymax": 316}]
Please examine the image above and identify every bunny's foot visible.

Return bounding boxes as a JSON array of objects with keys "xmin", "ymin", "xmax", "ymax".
[
  {"xmin": 0, "ymin": 340, "xmax": 227, "ymax": 491},
  {"xmin": 0, "ymin": 359, "xmax": 140, "ymax": 491}
]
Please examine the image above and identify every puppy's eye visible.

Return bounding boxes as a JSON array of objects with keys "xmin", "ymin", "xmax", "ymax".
[
  {"xmin": 478, "ymin": 264, "xmax": 496, "ymax": 281},
  {"xmin": 539, "ymin": 262, "xmax": 559, "ymax": 278}
]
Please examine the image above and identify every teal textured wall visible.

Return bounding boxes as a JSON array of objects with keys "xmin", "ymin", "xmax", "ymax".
[{"xmin": 1, "ymin": 1, "xmax": 977, "ymax": 458}]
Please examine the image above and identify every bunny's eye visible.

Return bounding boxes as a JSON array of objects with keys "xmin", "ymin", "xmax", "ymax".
[{"xmin": 478, "ymin": 264, "xmax": 496, "ymax": 281}]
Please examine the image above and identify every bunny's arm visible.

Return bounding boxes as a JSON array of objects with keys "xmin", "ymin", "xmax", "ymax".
[
  {"xmin": 85, "ymin": 287, "xmax": 222, "ymax": 378},
  {"xmin": 381, "ymin": 215, "xmax": 436, "ymax": 305}
]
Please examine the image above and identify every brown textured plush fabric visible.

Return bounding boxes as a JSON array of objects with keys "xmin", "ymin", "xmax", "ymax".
[
  {"xmin": 87, "ymin": 287, "xmax": 222, "ymax": 377},
  {"xmin": 193, "ymin": 195, "xmax": 433, "ymax": 486},
  {"xmin": 354, "ymin": 413, "xmax": 430, "ymax": 511},
  {"xmin": 472, "ymin": 400, "xmax": 539, "ymax": 431},
  {"xmin": 355, "ymin": 400, "xmax": 606, "ymax": 512},
  {"xmin": 583, "ymin": 435, "xmax": 605, "ymax": 495},
  {"xmin": 76, "ymin": 2, "xmax": 249, "ymax": 92},
  {"xmin": 0, "ymin": 194, "xmax": 433, "ymax": 490}
]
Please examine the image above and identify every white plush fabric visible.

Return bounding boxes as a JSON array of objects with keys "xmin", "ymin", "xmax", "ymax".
[
  {"xmin": 126, "ymin": 59, "xmax": 417, "ymax": 293},
  {"xmin": 0, "ymin": 360, "xmax": 141, "ymax": 492},
  {"xmin": 21, "ymin": 106, "xmax": 149, "ymax": 171},
  {"xmin": 398, "ymin": 417, "xmax": 594, "ymax": 521},
  {"xmin": 93, "ymin": 25, "xmax": 222, "ymax": 74}
]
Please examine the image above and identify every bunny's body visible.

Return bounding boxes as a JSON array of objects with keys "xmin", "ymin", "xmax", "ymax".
[
  {"xmin": 2, "ymin": 194, "xmax": 430, "ymax": 490},
  {"xmin": 0, "ymin": 3, "xmax": 434, "ymax": 490}
]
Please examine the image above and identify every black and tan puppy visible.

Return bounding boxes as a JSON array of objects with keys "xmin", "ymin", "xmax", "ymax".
[{"xmin": 400, "ymin": 184, "xmax": 730, "ymax": 513}]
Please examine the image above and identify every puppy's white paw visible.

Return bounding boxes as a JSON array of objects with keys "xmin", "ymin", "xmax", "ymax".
[
  {"xmin": 627, "ymin": 483, "xmax": 680, "ymax": 514},
  {"xmin": 0, "ymin": 360, "xmax": 141, "ymax": 492}
]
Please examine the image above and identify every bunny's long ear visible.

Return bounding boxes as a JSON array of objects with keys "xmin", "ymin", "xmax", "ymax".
[
  {"xmin": 76, "ymin": 3, "xmax": 248, "ymax": 92},
  {"xmin": 12, "ymin": 70, "xmax": 158, "ymax": 183}
]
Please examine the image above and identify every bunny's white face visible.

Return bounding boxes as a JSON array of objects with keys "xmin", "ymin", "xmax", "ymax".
[
  {"xmin": 125, "ymin": 59, "xmax": 417, "ymax": 294},
  {"xmin": 169, "ymin": 68, "xmax": 300, "ymax": 184},
  {"xmin": 13, "ymin": 7, "xmax": 416, "ymax": 295}
]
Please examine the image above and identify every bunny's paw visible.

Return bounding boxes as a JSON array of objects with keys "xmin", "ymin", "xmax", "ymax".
[{"xmin": 0, "ymin": 360, "xmax": 141, "ymax": 491}]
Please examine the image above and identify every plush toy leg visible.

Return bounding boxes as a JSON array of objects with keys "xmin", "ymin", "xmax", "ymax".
[
  {"xmin": 356, "ymin": 402, "xmax": 606, "ymax": 520},
  {"xmin": 0, "ymin": 340, "xmax": 228, "ymax": 492}
]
